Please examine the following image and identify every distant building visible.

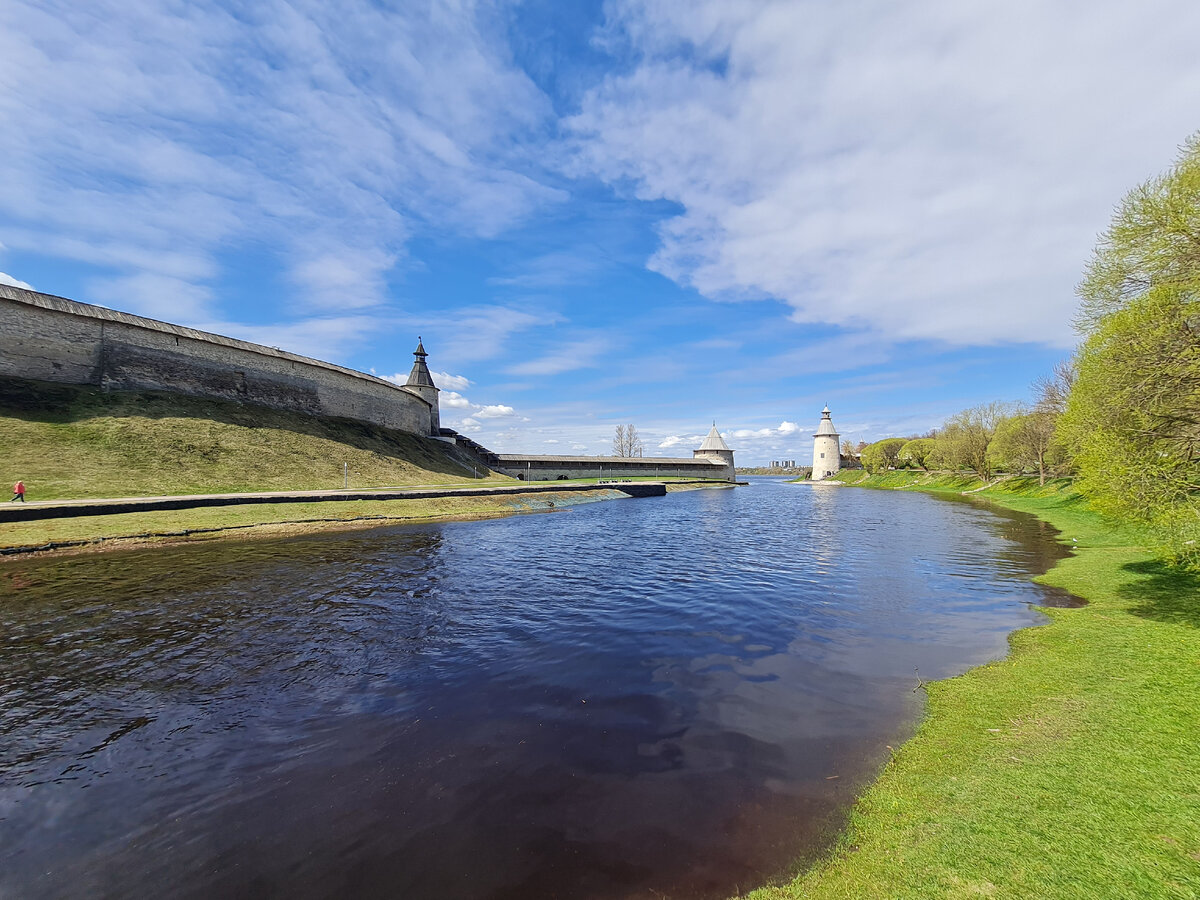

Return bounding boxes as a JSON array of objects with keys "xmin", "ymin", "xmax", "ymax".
[
  {"xmin": 694, "ymin": 424, "xmax": 734, "ymax": 471},
  {"xmin": 811, "ymin": 406, "xmax": 840, "ymax": 481},
  {"xmin": 486, "ymin": 423, "xmax": 736, "ymax": 482}
]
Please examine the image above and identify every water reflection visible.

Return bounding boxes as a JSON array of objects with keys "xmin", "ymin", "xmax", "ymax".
[{"xmin": 0, "ymin": 478, "xmax": 1075, "ymax": 899}]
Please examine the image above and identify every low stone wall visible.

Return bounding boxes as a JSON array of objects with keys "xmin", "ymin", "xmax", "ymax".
[
  {"xmin": 493, "ymin": 454, "xmax": 733, "ymax": 482},
  {"xmin": 0, "ymin": 286, "xmax": 434, "ymax": 436}
]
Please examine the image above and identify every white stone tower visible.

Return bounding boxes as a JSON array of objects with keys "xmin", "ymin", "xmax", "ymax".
[
  {"xmin": 403, "ymin": 338, "xmax": 440, "ymax": 435},
  {"xmin": 694, "ymin": 424, "xmax": 736, "ymax": 481},
  {"xmin": 811, "ymin": 406, "xmax": 840, "ymax": 481}
]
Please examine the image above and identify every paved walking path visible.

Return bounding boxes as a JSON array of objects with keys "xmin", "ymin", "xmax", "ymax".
[{"xmin": 0, "ymin": 480, "xmax": 674, "ymax": 523}]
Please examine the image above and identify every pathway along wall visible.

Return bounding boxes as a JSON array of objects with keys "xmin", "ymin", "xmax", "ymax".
[{"xmin": 0, "ymin": 286, "xmax": 435, "ymax": 436}]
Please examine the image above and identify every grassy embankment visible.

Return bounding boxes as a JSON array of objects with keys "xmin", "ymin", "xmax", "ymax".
[
  {"xmin": 0, "ymin": 377, "xmax": 535, "ymax": 552},
  {"xmin": 0, "ymin": 379, "xmax": 726, "ymax": 554},
  {"xmin": 0, "ymin": 490, "xmax": 638, "ymax": 555},
  {"xmin": 744, "ymin": 471, "xmax": 1200, "ymax": 899},
  {"xmin": 0, "ymin": 377, "xmax": 513, "ymax": 499}
]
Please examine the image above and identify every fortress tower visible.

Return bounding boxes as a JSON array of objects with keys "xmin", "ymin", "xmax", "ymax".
[
  {"xmin": 403, "ymin": 338, "xmax": 440, "ymax": 435},
  {"xmin": 694, "ymin": 424, "xmax": 735, "ymax": 481},
  {"xmin": 811, "ymin": 406, "xmax": 840, "ymax": 481}
]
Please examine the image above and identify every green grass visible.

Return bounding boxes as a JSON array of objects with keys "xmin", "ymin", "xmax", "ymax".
[
  {"xmin": 825, "ymin": 468, "xmax": 990, "ymax": 492},
  {"xmin": 0, "ymin": 488, "xmax": 636, "ymax": 553},
  {"xmin": 743, "ymin": 475, "xmax": 1200, "ymax": 899},
  {"xmin": 0, "ymin": 377, "xmax": 513, "ymax": 499}
]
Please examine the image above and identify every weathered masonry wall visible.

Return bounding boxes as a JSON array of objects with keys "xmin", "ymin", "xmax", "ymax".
[
  {"xmin": 0, "ymin": 286, "xmax": 435, "ymax": 436},
  {"xmin": 494, "ymin": 455, "xmax": 734, "ymax": 482}
]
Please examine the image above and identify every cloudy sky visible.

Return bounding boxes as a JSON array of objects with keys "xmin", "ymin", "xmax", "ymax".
[{"xmin": 2, "ymin": 0, "xmax": 1198, "ymax": 463}]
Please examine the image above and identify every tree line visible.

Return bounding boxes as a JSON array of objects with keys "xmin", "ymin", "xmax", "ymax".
[{"xmin": 857, "ymin": 136, "xmax": 1199, "ymax": 569}]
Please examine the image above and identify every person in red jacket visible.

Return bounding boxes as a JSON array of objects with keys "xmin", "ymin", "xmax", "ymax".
[{"xmin": 11, "ymin": 480, "xmax": 25, "ymax": 502}]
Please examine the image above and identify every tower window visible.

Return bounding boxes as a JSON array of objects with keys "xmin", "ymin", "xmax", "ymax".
[{"xmin": 819, "ymin": 452, "xmax": 825, "ymax": 458}]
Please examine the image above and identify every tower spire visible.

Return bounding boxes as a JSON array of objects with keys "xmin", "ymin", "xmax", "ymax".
[
  {"xmin": 406, "ymin": 338, "xmax": 434, "ymax": 387},
  {"xmin": 402, "ymin": 337, "xmax": 440, "ymax": 436}
]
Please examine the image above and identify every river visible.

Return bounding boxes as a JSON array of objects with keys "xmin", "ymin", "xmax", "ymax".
[{"xmin": 0, "ymin": 477, "xmax": 1074, "ymax": 899}]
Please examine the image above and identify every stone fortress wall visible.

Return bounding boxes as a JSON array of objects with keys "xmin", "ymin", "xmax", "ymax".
[
  {"xmin": 0, "ymin": 285, "xmax": 437, "ymax": 436},
  {"xmin": 2, "ymin": 285, "xmax": 737, "ymax": 481},
  {"xmin": 491, "ymin": 425, "xmax": 737, "ymax": 482},
  {"xmin": 491, "ymin": 454, "xmax": 733, "ymax": 482}
]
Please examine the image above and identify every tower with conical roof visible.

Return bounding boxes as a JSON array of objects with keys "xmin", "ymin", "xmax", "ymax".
[
  {"xmin": 811, "ymin": 406, "xmax": 840, "ymax": 481},
  {"xmin": 693, "ymin": 423, "xmax": 735, "ymax": 481},
  {"xmin": 403, "ymin": 338, "xmax": 440, "ymax": 435}
]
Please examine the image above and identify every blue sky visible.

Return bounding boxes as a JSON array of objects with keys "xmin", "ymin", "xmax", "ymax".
[{"xmin": 2, "ymin": 1, "xmax": 1199, "ymax": 463}]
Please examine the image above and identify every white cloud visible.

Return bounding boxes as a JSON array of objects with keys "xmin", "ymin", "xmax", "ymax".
[
  {"xmin": 658, "ymin": 434, "xmax": 700, "ymax": 449},
  {"xmin": 476, "ymin": 404, "xmax": 516, "ymax": 419},
  {"xmin": 571, "ymin": 443, "xmax": 588, "ymax": 451},
  {"xmin": 197, "ymin": 314, "xmax": 384, "ymax": 362},
  {"xmin": 488, "ymin": 250, "xmax": 602, "ymax": 288},
  {"xmin": 438, "ymin": 306, "xmax": 552, "ymax": 364},
  {"xmin": 433, "ymin": 371, "xmax": 472, "ymax": 391},
  {"xmin": 289, "ymin": 246, "xmax": 397, "ymax": 312},
  {"xmin": 458, "ymin": 417, "xmax": 483, "ymax": 433},
  {"xmin": 571, "ymin": 0, "xmax": 1200, "ymax": 346},
  {"xmin": 88, "ymin": 272, "xmax": 215, "ymax": 322},
  {"xmin": 728, "ymin": 421, "xmax": 801, "ymax": 441},
  {"xmin": 0, "ymin": 0, "xmax": 557, "ymax": 318},
  {"xmin": 439, "ymin": 391, "xmax": 473, "ymax": 409},
  {"xmin": 0, "ymin": 271, "xmax": 33, "ymax": 290},
  {"xmin": 507, "ymin": 338, "xmax": 609, "ymax": 376}
]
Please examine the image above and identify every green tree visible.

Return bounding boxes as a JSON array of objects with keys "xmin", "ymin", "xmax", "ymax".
[
  {"xmin": 898, "ymin": 437, "xmax": 935, "ymax": 470},
  {"xmin": 1077, "ymin": 134, "xmax": 1200, "ymax": 332},
  {"xmin": 991, "ymin": 407, "xmax": 1058, "ymax": 485},
  {"xmin": 861, "ymin": 437, "xmax": 906, "ymax": 474},
  {"xmin": 1064, "ymin": 135, "xmax": 1200, "ymax": 568},
  {"xmin": 1061, "ymin": 285, "xmax": 1199, "ymax": 564},
  {"xmin": 937, "ymin": 402, "xmax": 1014, "ymax": 481}
]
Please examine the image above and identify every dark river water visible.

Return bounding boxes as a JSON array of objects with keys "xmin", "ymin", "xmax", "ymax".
[{"xmin": 0, "ymin": 478, "xmax": 1074, "ymax": 899}]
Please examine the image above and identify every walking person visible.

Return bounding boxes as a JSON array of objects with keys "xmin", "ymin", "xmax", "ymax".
[{"xmin": 11, "ymin": 480, "xmax": 25, "ymax": 502}]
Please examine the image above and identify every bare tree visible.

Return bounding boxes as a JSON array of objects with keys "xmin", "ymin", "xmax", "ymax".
[
  {"xmin": 1034, "ymin": 359, "xmax": 1076, "ymax": 415},
  {"xmin": 612, "ymin": 424, "xmax": 644, "ymax": 457},
  {"xmin": 613, "ymin": 424, "xmax": 626, "ymax": 457}
]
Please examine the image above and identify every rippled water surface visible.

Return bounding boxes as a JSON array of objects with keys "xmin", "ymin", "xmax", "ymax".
[{"xmin": 0, "ymin": 478, "xmax": 1072, "ymax": 899}]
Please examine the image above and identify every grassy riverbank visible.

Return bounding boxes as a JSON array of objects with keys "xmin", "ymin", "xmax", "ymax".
[
  {"xmin": 0, "ymin": 482, "xmax": 732, "ymax": 558},
  {"xmin": 747, "ymin": 474, "xmax": 1200, "ymax": 899},
  {"xmin": 0, "ymin": 488, "xmax": 634, "ymax": 557},
  {"xmin": 0, "ymin": 377, "xmax": 509, "ymax": 499}
]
